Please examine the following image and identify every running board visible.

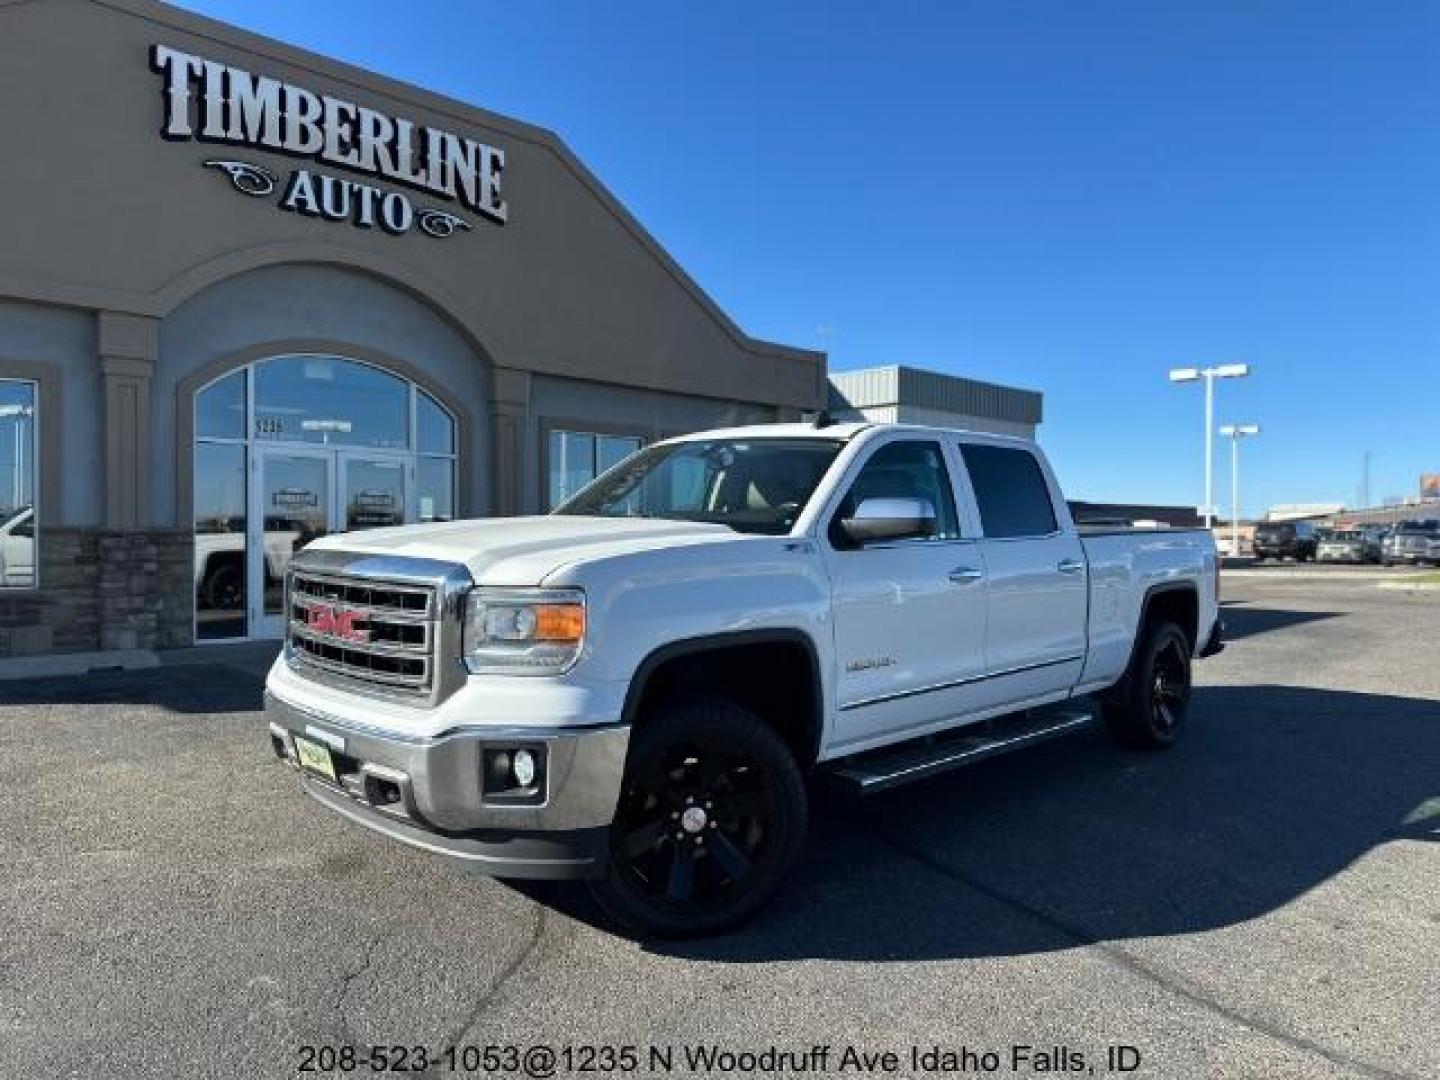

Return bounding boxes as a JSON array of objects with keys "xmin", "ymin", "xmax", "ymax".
[{"xmin": 829, "ymin": 704, "xmax": 1096, "ymax": 794}]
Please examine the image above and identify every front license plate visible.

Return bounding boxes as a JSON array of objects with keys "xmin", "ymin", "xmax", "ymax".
[{"xmin": 293, "ymin": 735, "xmax": 337, "ymax": 782}]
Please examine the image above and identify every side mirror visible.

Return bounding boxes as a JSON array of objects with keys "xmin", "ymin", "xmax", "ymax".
[{"xmin": 835, "ymin": 497, "xmax": 938, "ymax": 547}]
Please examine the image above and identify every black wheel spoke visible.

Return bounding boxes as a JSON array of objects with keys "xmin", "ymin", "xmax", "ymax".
[
  {"xmin": 665, "ymin": 844, "xmax": 696, "ymax": 901},
  {"xmin": 616, "ymin": 818, "xmax": 666, "ymax": 861},
  {"xmin": 724, "ymin": 787, "xmax": 766, "ymax": 820},
  {"xmin": 1157, "ymin": 700, "xmax": 1176, "ymax": 731},
  {"xmin": 706, "ymin": 829, "xmax": 754, "ymax": 881}
]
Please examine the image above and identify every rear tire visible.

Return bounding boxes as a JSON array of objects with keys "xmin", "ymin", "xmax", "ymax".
[
  {"xmin": 589, "ymin": 699, "xmax": 807, "ymax": 937},
  {"xmin": 1104, "ymin": 620, "xmax": 1192, "ymax": 750}
]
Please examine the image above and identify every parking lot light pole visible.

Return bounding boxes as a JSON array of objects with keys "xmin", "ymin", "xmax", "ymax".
[
  {"xmin": 1169, "ymin": 364, "xmax": 1251, "ymax": 528},
  {"xmin": 1219, "ymin": 424, "xmax": 1260, "ymax": 557}
]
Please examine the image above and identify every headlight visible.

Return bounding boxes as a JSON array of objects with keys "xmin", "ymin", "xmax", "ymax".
[{"xmin": 462, "ymin": 588, "xmax": 585, "ymax": 675}]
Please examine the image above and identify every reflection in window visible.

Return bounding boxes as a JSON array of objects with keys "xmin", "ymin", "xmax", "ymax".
[
  {"xmin": 195, "ymin": 369, "xmax": 245, "ymax": 440},
  {"xmin": 254, "ymin": 355, "xmax": 409, "ymax": 448},
  {"xmin": 0, "ymin": 379, "xmax": 37, "ymax": 589},
  {"xmin": 345, "ymin": 459, "xmax": 405, "ymax": 529},
  {"xmin": 193, "ymin": 442, "xmax": 246, "ymax": 638},
  {"xmin": 837, "ymin": 440, "xmax": 960, "ymax": 541},
  {"xmin": 418, "ymin": 457, "xmax": 455, "ymax": 522},
  {"xmin": 417, "ymin": 390, "xmax": 454, "ymax": 454},
  {"xmin": 192, "ymin": 357, "xmax": 460, "ymax": 637},
  {"xmin": 547, "ymin": 429, "xmax": 642, "ymax": 509}
]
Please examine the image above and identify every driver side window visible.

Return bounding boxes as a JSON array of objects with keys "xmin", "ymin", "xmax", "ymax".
[{"xmin": 831, "ymin": 440, "xmax": 960, "ymax": 544}]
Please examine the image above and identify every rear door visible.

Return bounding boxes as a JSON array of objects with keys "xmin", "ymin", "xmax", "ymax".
[
  {"xmin": 955, "ymin": 439, "xmax": 1087, "ymax": 708},
  {"xmin": 821, "ymin": 437, "xmax": 989, "ymax": 750}
]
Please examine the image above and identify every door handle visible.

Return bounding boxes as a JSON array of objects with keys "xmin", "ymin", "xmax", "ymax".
[
  {"xmin": 948, "ymin": 566, "xmax": 984, "ymax": 583},
  {"xmin": 1057, "ymin": 558, "xmax": 1086, "ymax": 574}
]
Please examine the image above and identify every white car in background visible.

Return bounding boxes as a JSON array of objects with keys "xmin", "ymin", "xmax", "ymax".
[{"xmin": 0, "ymin": 506, "xmax": 35, "ymax": 587}]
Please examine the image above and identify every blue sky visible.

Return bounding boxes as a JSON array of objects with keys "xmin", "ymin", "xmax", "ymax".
[{"xmin": 178, "ymin": 0, "xmax": 1438, "ymax": 516}]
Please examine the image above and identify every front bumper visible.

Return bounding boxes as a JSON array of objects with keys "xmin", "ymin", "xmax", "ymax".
[
  {"xmin": 1386, "ymin": 551, "xmax": 1437, "ymax": 564},
  {"xmin": 265, "ymin": 690, "xmax": 629, "ymax": 879},
  {"xmin": 1251, "ymin": 547, "xmax": 1289, "ymax": 560}
]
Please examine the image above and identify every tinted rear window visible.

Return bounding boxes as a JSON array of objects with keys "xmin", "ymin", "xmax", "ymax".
[
  {"xmin": 959, "ymin": 443, "xmax": 1057, "ymax": 539},
  {"xmin": 1255, "ymin": 525, "xmax": 1294, "ymax": 540}
]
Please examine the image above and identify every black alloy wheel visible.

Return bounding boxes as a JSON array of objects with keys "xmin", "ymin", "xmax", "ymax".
[
  {"xmin": 589, "ymin": 700, "xmax": 807, "ymax": 937},
  {"xmin": 1148, "ymin": 633, "xmax": 1191, "ymax": 738},
  {"xmin": 1104, "ymin": 620, "xmax": 1193, "ymax": 749}
]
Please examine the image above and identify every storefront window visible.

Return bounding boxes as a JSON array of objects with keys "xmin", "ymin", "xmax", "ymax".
[
  {"xmin": 194, "ymin": 441, "xmax": 247, "ymax": 639},
  {"xmin": 192, "ymin": 356, "xmax": 459, "ymax": 639},
  {"xmin": 417, "ymin": 390, "xmax": 454, "ymax": 455},
  {"xmin": 195, "ymin": 369, "xmax": 246, "ymax": 440},
  {"xmin": 0, "ymin": 379, "xmax": 37, "ymax": 589},
  {"xmin": 418, "ymin": 456, "xmax": 455, "ymax": 522},
  {"xmin": 547, "ymin": 429, "xmax": 642, "ymax": 509},
  {"xmin": 254, "ymin": 355, "xmax": 409, "ymax": 448}
]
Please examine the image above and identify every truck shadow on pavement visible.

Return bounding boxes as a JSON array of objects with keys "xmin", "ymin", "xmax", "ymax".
[
  {"xmin": 519, "ymin": 684, "xmax": 1439, "ymax": 960},
  {"xmin": 1217, "ymin": 601, "xmax": 1341, "ymax": 641}
]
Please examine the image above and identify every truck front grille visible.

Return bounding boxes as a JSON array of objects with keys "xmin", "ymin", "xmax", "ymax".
[{"xmin": 288, "ymin": 570, "xmax": 437, "ymax": 695}]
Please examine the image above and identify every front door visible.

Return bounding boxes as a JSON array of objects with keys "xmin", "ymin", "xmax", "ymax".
[
  {"xmin": 822, "ymin": 438, "xmax": 990, "ymax": 751},
  {"xmin": 250, "ymin": 450, "xmax": 417, "ymax": 638},
  {"xmin": 252, "ymin": 447, "xmax": 333, "ymax": 638},
  {"xmin": 339, "ymin": 452, "xmax": 409, "ymax": 531}
]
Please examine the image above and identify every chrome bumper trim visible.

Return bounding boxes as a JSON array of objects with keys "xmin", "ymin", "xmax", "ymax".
[{"xmin": 265, "ymin": 690, "xmax": 630, "ymax": 834}]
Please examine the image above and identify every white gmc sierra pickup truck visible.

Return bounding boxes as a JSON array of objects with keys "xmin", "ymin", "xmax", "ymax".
[{"xmin": 266, "ymin": 422, "xmax": 1222, "ymax": 935}]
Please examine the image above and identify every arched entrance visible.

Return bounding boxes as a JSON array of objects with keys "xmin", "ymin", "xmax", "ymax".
[{"xmin": 193, "ymin": 353, "xmax": 457, "ymax": 640}]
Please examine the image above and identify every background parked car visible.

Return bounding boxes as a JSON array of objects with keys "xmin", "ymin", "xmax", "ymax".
[
  {"xmin": 1317, "ymin": 529, "xmax": 1381, "ymax": 564},
  {"xmin": 1382, "ymin": 520, "xmax": 1440, "ymax": 566},
  {"xmin": 1253, "ymin": 521, "xmax": 1320, "ymax": 562}
]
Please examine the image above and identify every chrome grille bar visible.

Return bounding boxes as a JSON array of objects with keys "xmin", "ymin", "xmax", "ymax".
[{"xmin": 288, "ymin": 568, "xmax": 438, "ymax": 696}]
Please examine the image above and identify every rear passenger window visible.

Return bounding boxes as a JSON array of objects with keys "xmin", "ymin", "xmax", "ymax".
[{"xmin": 960, "ymin": 444, "xmax": 1058, "ymax": 539}]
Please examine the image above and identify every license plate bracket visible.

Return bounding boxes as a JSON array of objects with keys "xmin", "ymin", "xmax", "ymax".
[{"xmin": 293, "ymin": 734, "xmax": 338, "ymax": 783}]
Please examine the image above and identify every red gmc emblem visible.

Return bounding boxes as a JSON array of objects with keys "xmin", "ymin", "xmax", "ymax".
[{"xmin": 307, "ymin": 604, "xmax": 370, "ymax": 643}]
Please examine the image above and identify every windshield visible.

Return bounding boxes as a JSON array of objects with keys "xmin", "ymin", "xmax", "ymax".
[{"xmin": 553, "ymin": 437, "xmax": 845, "ymax": 535}]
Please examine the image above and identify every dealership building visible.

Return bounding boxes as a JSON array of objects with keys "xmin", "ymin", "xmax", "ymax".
[{"xmin": 0, "ymin": 0, "xmax": 1038, "ymax": 661}]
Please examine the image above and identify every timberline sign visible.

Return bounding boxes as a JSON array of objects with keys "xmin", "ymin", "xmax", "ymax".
[{"xmin": 150, "ymin": 44, "xmax": 507, "ymax": 240}]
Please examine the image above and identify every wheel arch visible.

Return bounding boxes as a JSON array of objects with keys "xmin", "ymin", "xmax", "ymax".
[
  {"xmin": 621, "ymin": 629, "xmax": 825, "ymax": 769},
  {"xmin": 1102, "ymin": 582, "xmax": 1200, "ymax": 703}
]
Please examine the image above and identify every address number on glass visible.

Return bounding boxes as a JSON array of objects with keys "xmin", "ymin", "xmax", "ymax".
[{"xmin": 256, "ymin": 417, "xmax": 284, "ymax": 436}]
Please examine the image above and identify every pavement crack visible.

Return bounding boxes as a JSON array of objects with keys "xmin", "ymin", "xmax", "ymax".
[
  {"xmin": 428, "ymin": 903, "xmax": 547, "ymax": 1068},
  {"xmin": 872, "ymin": 823, "xmax": 1417, "ymax": 1080},
  {"xmin": 333, "ymin": 929, "xmax": 384, "ymax": 1042}
]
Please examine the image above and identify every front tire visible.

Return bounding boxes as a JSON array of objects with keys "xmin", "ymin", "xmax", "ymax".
[
  {"xmin": 1104, "ymin": 620, "xmax": 1192, "ymax": 749},
  {"xmin": 589, "ymin": 699, "xmax": 807, "ymax": 937}
]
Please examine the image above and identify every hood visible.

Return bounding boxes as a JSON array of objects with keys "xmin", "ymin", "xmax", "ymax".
[{"xmin": 306, "ymin": 515, "xmax": 746, "ymax": 585}]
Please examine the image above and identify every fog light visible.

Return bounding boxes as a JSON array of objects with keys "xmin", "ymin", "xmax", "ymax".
[{"xmin": 512, "ymin": 749, "xmax": 536, "ymax": 788}]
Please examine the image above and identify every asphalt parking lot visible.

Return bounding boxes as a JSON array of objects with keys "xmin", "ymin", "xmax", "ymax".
[{"xmin": 3, "ymin": 569, "xmax": 1437, "ymax": 1079}]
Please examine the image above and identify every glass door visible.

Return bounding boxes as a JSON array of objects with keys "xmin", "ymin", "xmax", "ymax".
[
  {"xmin": 338, "ymin": 452, "xmax": 409, "ymax": 532},
  {"xmin": 252, "ymin": 447, "xmax": 333, "ymax": 638}
]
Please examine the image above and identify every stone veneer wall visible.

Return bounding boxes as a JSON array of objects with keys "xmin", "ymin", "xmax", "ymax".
[{"xmin": 0, "ymin": 528, "xmax": 193, "ymax": 657}]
